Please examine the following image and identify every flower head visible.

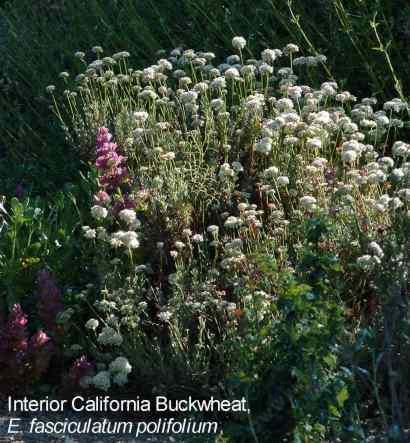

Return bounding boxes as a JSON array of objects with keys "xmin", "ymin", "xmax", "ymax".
[{"xmin": 232, "ymin": 36, "xmax": 246, "ymax": 50}]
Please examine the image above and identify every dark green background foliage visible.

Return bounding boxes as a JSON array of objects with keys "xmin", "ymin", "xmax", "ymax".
[{"xmin": 1, "ymin": 0, "xmax": 410, "ymax": 193}]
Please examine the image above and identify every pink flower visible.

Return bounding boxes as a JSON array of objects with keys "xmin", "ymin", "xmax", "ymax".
[
  {"xmin": 93, "ymin": 191, "xmax": 111, "ymax": 204},
  {"xmin": 68, "ymin": 355, "xmax": 94, "ymax": 387},
  {"xmin": 30, "ymin": 330, "xmax": 51, "ymax": 348},
  {"xmin": 0, "ymin": 304, "xmax": 29, "ymax": 354},
  {"xmin": 0, "ymin": 304, "xmax": 30, "ymax": 391},
  {"xmin": 0, "ymin": 305, "xmax": 54, "ymax": 395},
  {"xmin": 29, "ymin": 330, "xmax": 53, "ymax": 378},
  {"xmin": 96, "ymin": 151, "xmax": 125, "ymax": 170},
  {"xmin": 96, "ymin": 127, "xmax": 112, "ymax": 148},
  {"xmin": 99, "ymin": 167, "xmax": 129, "ymax": 189},
  {"xmin": 95, "ymin": 127, "xmax": 129, "ymax": 191}
]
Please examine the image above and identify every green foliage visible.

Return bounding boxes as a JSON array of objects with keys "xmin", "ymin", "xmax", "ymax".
[
  {"xmin": 222, "ymin": 244, "xmax": 352, "ymax": 442},
  {"xmin": 0, "ymin": 187, "xmax": 93, "ymax": 309}
]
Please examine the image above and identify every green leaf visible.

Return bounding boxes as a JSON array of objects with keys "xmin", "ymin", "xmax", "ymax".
[
  {"xmin": 10, "ymin": 197, "xmax": 22, "ymax": 211},
  {"xmin": 29, "ymin": 242, "xmax": 42, "ymax": 253},
  {"xmin": 336, "ymin": 386, "xmax": 349, "ymax": 407},
  {"xmin": 329, "ymin": 404, "xmax": 341, "ymax": 417},
  {"xmin": 324, "ymin": 353, "xmax": 337, "ymax": 368}
]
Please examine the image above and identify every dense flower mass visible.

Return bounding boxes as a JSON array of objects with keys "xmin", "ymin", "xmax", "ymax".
[
  {"xmin": 57, "ymin": 43, "xmax": 409, "ymax": 298},
  {"xmin": 25, "ymin": 35, "xmax": 410, "ymax": 441}
]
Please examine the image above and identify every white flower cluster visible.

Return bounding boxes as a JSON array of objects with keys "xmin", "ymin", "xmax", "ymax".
[
  {"xmin": 110, "ymin": 230, "xmax": 140, "ymax": 249},
  {"xmin": 158, "ymin": 311, "xmax": 172, "ymax": 322},
  {"xmin": 220, "ymin": 237, "xmax": 246, "ymax": 270},
  {"xmin": 357, "ymin": 241, "xmax": 385, "ymax": 271},
  {"xmin": 82, "ymin": 226, "xmax": 96, "ymax": 239},
  {"xmin": 118, "ymin": 209, "xmax": 139, "ymax": 226},
  {"xmin": 91, "ymin": 205, "xmax": 108, "ymax": 220},
  {"xmin": 232, "ymin": 36, "xmax": 246, "ymax": 50},
  {"xmin": 85, "ymin": 318, "xmax": 99, "ymax": 330},
  {"xmin": 83, "ymin": 356, "xmax": 132, "ymax": 392},
  {"xmin": 256, "ymin": 137, "xmax": 273, "ymax": 155},
  {"xmin": 89, "ymin": 371, "xmax": 111, "ymax": 392},
  {"xmin": 300, "ymin": 196, "xmax": 317, "ymax": 211},
  {"xmin": 218, "ymin": 163, "xmax": 237, "ymax": 180},
  {"xmin": 97, "ymin": 326, "xmax": 123, "ymax": 346},
  {"xmin": 109, "ymin": 356, "xmax": 132, "ymax": 386}
]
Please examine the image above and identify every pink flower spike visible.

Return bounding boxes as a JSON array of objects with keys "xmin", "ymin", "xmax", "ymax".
[{"xmin": 29, "ymin": 330, "xmax": 51, "ymax": 349}]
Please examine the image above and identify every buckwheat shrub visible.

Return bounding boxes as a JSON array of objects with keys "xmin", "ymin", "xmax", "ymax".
[{"xmin": 52, "ymin": 41, "xmax": 409, "ymax": 439}]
